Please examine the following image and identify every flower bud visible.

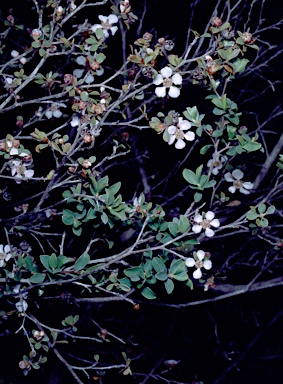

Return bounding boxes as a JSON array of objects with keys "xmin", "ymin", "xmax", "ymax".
[
  {"xmin": 211, "ymin": 16, "xmax": 222, "ymax": 27},
  {"xmin": 32, "ymin": 29, "xmax": 42, "ymax": 40},
  {"xmin": 242, "ymin": 32, "xmax": 254, "ymax": 44},
  {"xmin": 82, "ymin": 159, "xmax": 92, "ymax": 168},
  {"xmin": 11, "ymin": 50, "xmax": 19, "ymax": 58}
]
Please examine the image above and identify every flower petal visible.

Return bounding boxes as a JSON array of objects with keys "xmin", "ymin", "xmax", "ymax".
[
  {"xmin": 24, "ymin": 170, "xmax": 34, "ymax": 178},
  {"xmin": 168, "ymin": 135, "xmax": 176, "ymax": 145},
  {"xmin": 71, "ymin": 116, "xmax": 80, "ymax": 127},
  {"xmin": 160, "ymin": 66, "xmax": 172, "ymax": 78},
  {"xmin": 108, "ymin": 14, "xmax": 118, "ymax": 24},
  {"xmin": 153, "ymin": 74, "xmax": 164, "ymax": 85},
  {"xmin": 179, "ymin": 119, "xmax": 191, "ymax": 130},
  {"xmin": 168, "ymin": 86, "xmax": 180, "ymax": 98},
  {"xmin": 239, "ymin": 187, "xmax": 250, "ymax": 195},
  {"xmin": 155, "ymin": 86, "xmax": 166, "ymax": 98},
  {"xmin": 45, "ymin": 110, "xmax": 53, "ymax": 119},
  {"xmin": 53, "ymin": 110, "xmax": 62, "ymax": 118},
  {"xmin": 203, "ymin": 260, "xmax": 212, "ymax": 270},
  {"xmin": 224, "ymin": 172, "xmax": 233, "ymax": 182},
  {"xmin": 196, "ymin": 250, "xmax": 205, "ymax": 261},
  {"xmin": 172, "ymin": 73, "xmax": 182, "ymax": 85},
  {"xmin": 193, "ymin": 268, "xmax": 202, "ymax": 279},
  {"xmin": 192, "ymin": 224, "xmax": 202, "ymax": 234},
  {"xmin": 232, "ymin": 169, "xmax": 244, "ymax": 180},
  {"xmin": 228, "ymin": 186, "xmax": 236, "ymax": 193},
  {"xmin": 10, "ymin": 147, "xmax": 19, "ymax": 155},
  {"xmin": 90, "ymin": 24, "xmax": 101, "ymax": 33},
  {"xmin": 4, "ymin": 245, "xmax": 10, "ymax": 253},
  {"xmin": 175, "ymin": 139, "xmax": 186, "ymax": 149},
  {"xmin": 185, "ymin": 257, "xmax": 196, "ymax": 267},
  {"xmin": 98, "ymin": 15, "xmax": 107, "ymax": 23},
  {"xmin": 205, "ymin": 211, "xmax": 215, "ymax": 220},
  {"xmin": 184, "ymin": 132, "xmax": 195, "ymax": 141},
  {"xmin": 205, "ymin": 228, "xmax": 215, "ymax": 237},
  {"xmin": 110, "ymin": 26, "xmax": 118, "ymax": 35},
  {"xmin": 210, "ymin": 219, "xmax": 220, "ymax": 228},
  {"xmin": 243, "ymin": 182, "xmax": 253, "ymax": 190},
  {"xmin": 194, "ymin": 214, "xmax": 203, "ymax": 223},
  {"xmin": 212, "ymin": 168, "xmax": 219, "ymax": 175},
  {"xmin": 168, "ymin": 125, "xmax": 177, "ymax": 135}
]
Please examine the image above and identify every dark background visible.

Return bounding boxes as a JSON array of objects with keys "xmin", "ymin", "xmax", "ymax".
[{"xmin": 0, "ymin": 0, "xmax": 283, "ymax": 383}]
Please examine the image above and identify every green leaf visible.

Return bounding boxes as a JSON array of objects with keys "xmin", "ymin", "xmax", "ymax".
[
  {"xmin": 200, "ymin": 144, "xmax": 212, "ymax": 155},
  {"xmin": 168, "ymin": 222, "xmax": 178, "ymax": 237},
  {"xmin": 213, "ymin": 107, "xmax": 225, "ymax": 115},
  {"xmin": 266, "ymin": 205, "xmax": 275, "ymax": 215},
  {"xmin": 178, "ymin": 215, "xmax": 190, "ymax": 233},
  {"xmin": 186, "ymin": 278, "xmax": 194, "ymax": 290},
  {"xmin": 169, "ymin": 259, "xmax": 185, "ymax": 275},
  {"xmin": 124, "ymin": 267, "xmax": 143, "ymax": 278},
  {"xmin": 183, "ymin": 169, "xmax": 199, "ymax": 185},
  {"xmin": 152, "ymin": 257, "xmax": 166, "ymax": 273},
  {"xmin": 165, "ymin": 279, "xmax": 174, "ymax": 294},
  {"xmin": 141, "ymin": 286, "xmax": 156, "ymax": 300},
  {"xmin": 49, "ymin": 254, "xmax": 58, "ymax": 270},
  {"xmin": 233, "ymin": 58, "xmax": 249, "ymax": 73},
  {"xmin": 247, "ymin": 211, "xmax": 258, "ymax": 220},
  {"xmin": 29, "ymin": 273, "xmax": 46, "ymax": 284},
  {"xmin": 96, "ymin": 53, "xmax": 106, "ymax": 64},
  {"xmin": 258, "ymin": 204, "xmax": 266, "ymax": 214},
  {"xmin": 80, "ymin": 91, "xmax": 89, "ymax": 101},
  {"xmin": 242, "ymin": 141, "xmax": 261, "ymax": 152},
  {"xmin": 155, "ymin": 271, "xmax": 168, "ymax": 281},
  {"xmin": 40, "ymin": 255, "xmax": 52, "ymax": 273},
  {"xmin": 74, "ymin": 253, "xmax": 90, "ymax": 271},
  {"xmin": 73, "ymin": 227, "xmax": 82, "ymax": 236},
  {"xmin": 194, "ymin": 192, "xmax": 202, "ymax": 202}
]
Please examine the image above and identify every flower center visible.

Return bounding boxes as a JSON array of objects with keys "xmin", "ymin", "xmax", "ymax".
[
  {"xmin": 195, "ymin": 260, "xmax": 203, "ymax": 269},
  {"xmin": 234, "ymin": 180, "xmax": 243, "ymax": 189},
  {"xmin": 174, "ymin": 129, "xmax": 184, "ymax": 140},
  {"xmin": 0, "ymin": 253, "xmax": 6, "ymax": 260},
  {"xmin": 163, "ymin": 78, "xmax": 172, "ymax": 88},
  {"xmin": 201, "ymin": 219, "xmax": 211, "ymax": 229},
  {"xmin": 102, "ymin": 20, "xmax": 112, "ymax": 30}
]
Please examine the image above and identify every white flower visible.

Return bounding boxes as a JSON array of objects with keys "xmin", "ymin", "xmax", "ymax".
[
  {"xmin": 168, "ymin": 117, "xmax": 195, "ymax": 149},
  {"xmin": 71, "ymin": 116, "xmax": 80, "ymax": 127},
  {"xmin": 153, "ymin": 66, "xmax": 182, "ymax": 98},
  {"xmin": 207, "ymin": 154, "xmax": 228, "ymax": 175},
  {"xmin": 11, "ymin": 50, "xmax": 19, "ymax": 58},
  {"xmin": 91, "ymin": 14, "xmax": 119, "ymax": 38},
  {"xmin": 5, "ymin": 77, "xmax": 13, "ymax": 85},
  {"xmin": 186, "ymin": 250, "xmax": 212, "ymax": 279},
  {"xmin": 224, "ymin": 169, "xmax": 253, "ymax": 195},
  {"xmin": 73, "ymin": 54, "xmax": 102, "ymax": 82},
  {"xmin": 0, "ymin": 244, "xmax": 12, "ymax": 267},
  {"xmin": 11, "ymin": 160, "xmax": 34, "ymax": 183},
  {"xmin": 16, "ymin": 299, "xmax": 28, "ymax": 313},
  {"xmin": 192, "ymin": 211, "xmax": 220, "ymax": 237},
  {"xmin": 45, "ymin": 103, "xmax": 66, "ymax": 119},
  {"xmin": 20, "ymin": 57, "xmax": 27, "ymax": 65}
]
